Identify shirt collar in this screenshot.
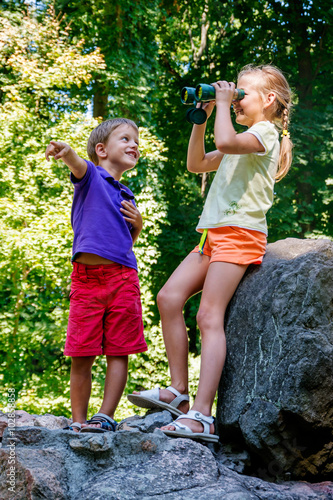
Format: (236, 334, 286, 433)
(97, 166, 134, 199)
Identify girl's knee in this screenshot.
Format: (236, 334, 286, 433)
(157, 287, 181, 314)
(196, 307, 224, 333)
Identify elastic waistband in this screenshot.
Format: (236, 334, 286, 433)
(72, 261, 124, 274)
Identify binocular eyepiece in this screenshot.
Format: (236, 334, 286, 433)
(180, 84, 244, 125)
(181, 84, 245, 104)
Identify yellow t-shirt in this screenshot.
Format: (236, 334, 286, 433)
(196, 121, 279, 236)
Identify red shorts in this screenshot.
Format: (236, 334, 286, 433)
(64, 262, 147, 357)
(192, 226, 267, 265)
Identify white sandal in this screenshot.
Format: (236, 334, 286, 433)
(161, 410, 219, 443)
(127, 386, 189, 418)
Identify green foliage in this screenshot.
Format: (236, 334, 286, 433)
(50, 0, 160, 122)
(0, 8, 168, 416)
(0, 1, 332, 420)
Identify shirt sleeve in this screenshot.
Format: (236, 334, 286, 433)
(245, 122, 278, 157)
(70, 159, 93, 187)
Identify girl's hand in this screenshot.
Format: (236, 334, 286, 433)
(212, 81, 236, 107)
(120, 200, 143, 232)
(197, 100, 216, 120)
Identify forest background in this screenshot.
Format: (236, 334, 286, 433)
(0, 0, 332, 420)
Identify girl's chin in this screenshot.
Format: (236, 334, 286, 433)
(236, 116, 251, 127)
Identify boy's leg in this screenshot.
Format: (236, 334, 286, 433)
(161, 261, 247, 434)
(70, 356, 96, 427)
(100, 355, 128, 418)
(155, 252, 211, 411)
(82, 355, 128, 429)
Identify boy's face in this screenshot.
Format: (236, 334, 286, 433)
(100, 124, 140, 171)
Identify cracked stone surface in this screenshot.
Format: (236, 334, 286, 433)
(0, 410, 332, 499)
(217, 238, 333, 481)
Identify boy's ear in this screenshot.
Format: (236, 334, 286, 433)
(95, 143, 107, 159)
(264, 92, 276, 109)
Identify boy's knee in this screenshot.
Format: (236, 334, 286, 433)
(71, 356, 95, 374)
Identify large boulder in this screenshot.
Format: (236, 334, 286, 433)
(0, 411, 332, 499)
(217, 238, 333, 481)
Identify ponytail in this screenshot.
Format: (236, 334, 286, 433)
(276, 107, 293, 182)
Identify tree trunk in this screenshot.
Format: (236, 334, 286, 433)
(288, 0, 319, 235)
(93, 80, 108, 119)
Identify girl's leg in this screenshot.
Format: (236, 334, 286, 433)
(82, 355, 128, 428)
(70, 355, 96, 427)
(162, 261, 247, 434)
(155, 252, 210, 412)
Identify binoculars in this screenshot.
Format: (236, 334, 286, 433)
(181, 84, 245, 124)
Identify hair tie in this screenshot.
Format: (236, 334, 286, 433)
(282, 129, 290, 139)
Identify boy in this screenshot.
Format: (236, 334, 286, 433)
(45, 118, 147, 432)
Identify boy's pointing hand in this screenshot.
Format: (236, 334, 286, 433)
(45, 140, 71, 161)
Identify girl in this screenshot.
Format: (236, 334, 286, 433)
(128, 64, 293, 442)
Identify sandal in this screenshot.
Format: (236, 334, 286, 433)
(161, 410, 219, 443)
(80, 413, 118, 433)
(63, 422, 83, 432)
(127, 386, 189, 418)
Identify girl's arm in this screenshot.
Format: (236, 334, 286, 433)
(187, 101, 223, 174)
(213, 81, 264, 155)
(45, 141, 87, 179)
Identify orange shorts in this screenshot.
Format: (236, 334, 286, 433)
(192, 226, 267, 265)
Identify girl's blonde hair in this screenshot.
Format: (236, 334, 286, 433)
(238, 64, 293, 181)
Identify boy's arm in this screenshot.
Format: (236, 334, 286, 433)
(45, 140, 87, 179)
(187, 101, 223, 174)
(120, 200, 143, 244)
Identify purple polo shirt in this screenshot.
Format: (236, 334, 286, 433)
(70, 160, 138, 270)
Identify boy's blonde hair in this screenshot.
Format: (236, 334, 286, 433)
(238, 64, 293, 181)
(87, 118, 138, 165)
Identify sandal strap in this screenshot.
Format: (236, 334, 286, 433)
(138, 387, 160, 399)
(65, 421, 82, 431)
(136, 386, 189, 409)
(174, 410, 214, 434)
(166, 386, 190, 408)
(86, 413, 117, 430)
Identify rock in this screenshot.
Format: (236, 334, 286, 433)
(0, 412, 332, 499)
(217, 238, 333, 481)
(0, 411, 71, 438)
(117, 409, 173, 433)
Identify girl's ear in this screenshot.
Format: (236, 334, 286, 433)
(95, 143, 107, 159)
(263, 92, 276, 109)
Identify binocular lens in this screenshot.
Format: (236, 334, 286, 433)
(181, 87, 196, 104)
(195, 84, 215, 102)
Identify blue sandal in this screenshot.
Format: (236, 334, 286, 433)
(80, 413, 117, 433)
